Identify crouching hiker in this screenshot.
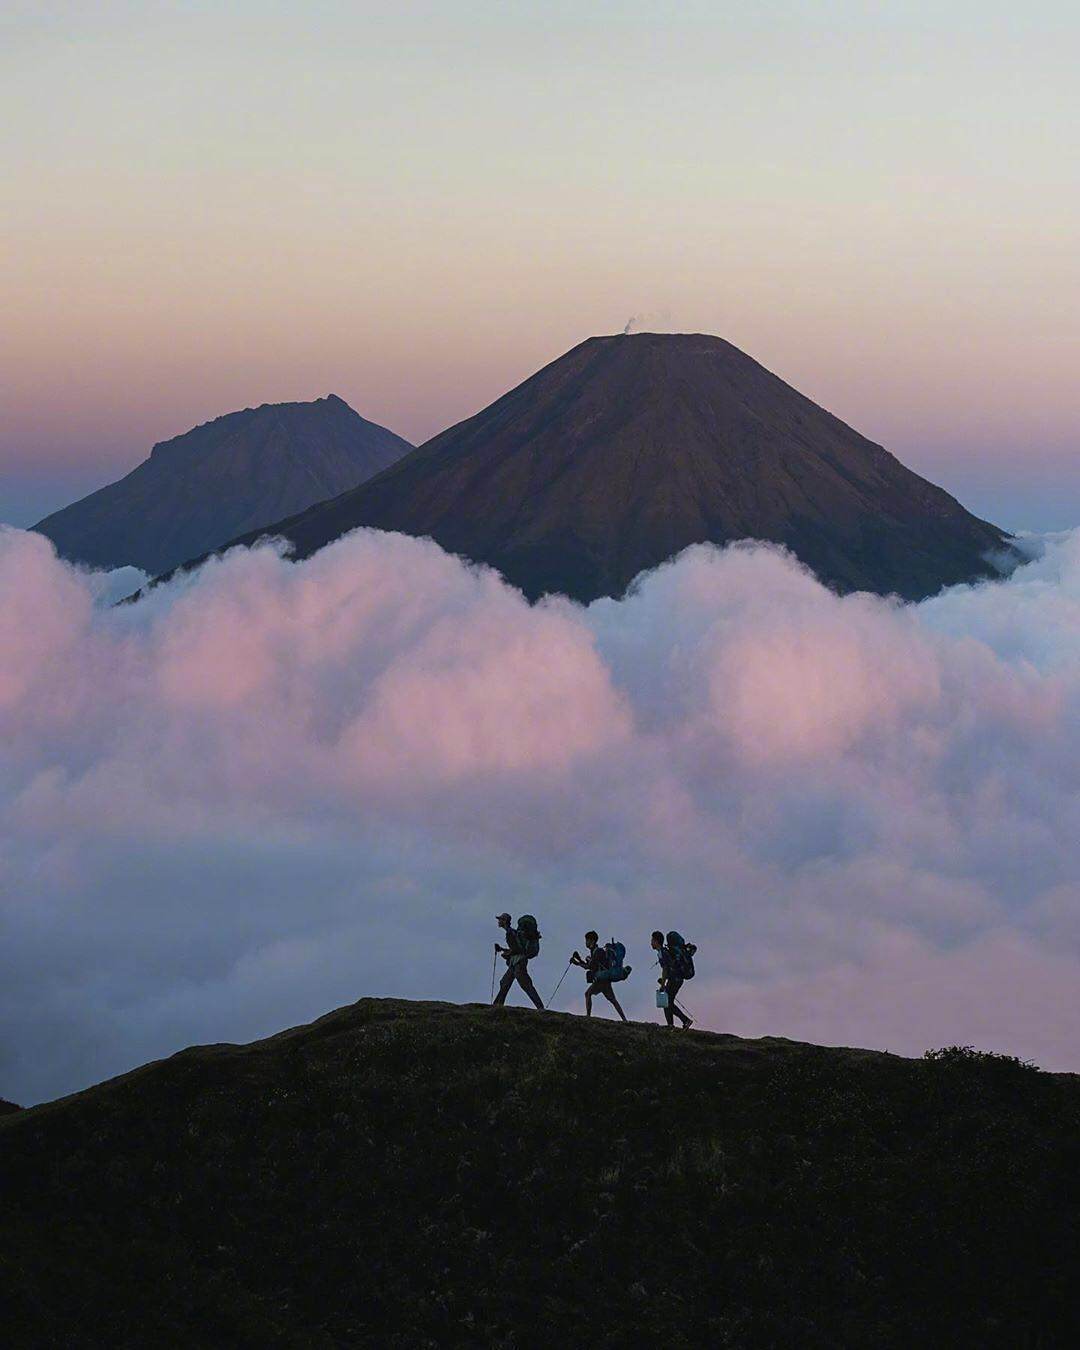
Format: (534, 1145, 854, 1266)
(493, 913, 545, 1010)
(651, 930, 696, 1029)
(569, 931, 631, 1022)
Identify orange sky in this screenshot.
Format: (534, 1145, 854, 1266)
(3, 2, 1078, 528)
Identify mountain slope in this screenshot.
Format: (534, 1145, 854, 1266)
(2, 999, 1077, 1347)
(34, 395, 412, 575)
(216, 334, 1009, 602)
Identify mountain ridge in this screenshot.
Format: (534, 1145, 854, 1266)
(34, 395, 413, 575)
(145, 394, 346, 461)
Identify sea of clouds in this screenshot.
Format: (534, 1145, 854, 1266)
(2, 523, 1079, 1104)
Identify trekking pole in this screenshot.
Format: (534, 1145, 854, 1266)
(549, 959, 573, 1005)
(674, 996, 693, 1019)
(490, 948, 498, 1001)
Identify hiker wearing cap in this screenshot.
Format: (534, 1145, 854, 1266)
(651, 930, 694, 1029)
(570, 931, 629, 1022)
(493, 913, 545, 1010)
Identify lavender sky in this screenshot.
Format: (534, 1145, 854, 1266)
(3, 2, 1078, 531)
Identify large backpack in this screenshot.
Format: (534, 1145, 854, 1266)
(666, 931, 697, 980)
(602, 940, 631, 982)
(517, 914, 541, 959)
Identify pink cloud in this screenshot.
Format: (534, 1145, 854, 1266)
(1, 523, 1079, 1102)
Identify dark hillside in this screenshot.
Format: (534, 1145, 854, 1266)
(2, 1000, 1077, 1347)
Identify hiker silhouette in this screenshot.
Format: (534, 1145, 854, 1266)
(652, 930, 695, 1028)
(492, 913, 544, 1010)
(569, 931, 629, 1022)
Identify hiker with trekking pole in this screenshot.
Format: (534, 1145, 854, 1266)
(652, 930, 695, 1029)
(569, 930, 631, 1021)
(492, 913, 545, 1010)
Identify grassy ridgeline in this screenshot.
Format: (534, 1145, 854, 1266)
(2, 999, 1078, 1347)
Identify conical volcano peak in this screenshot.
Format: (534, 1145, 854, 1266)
(535, 329, 758, 367)
(567, 330, 832, 401)
(582, 330, 772, 360)
(200, 335, 1010, 603)
(442, 331, 857, 465)
(594, 329, 744, 347)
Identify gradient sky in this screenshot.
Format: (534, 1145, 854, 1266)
(3, 1, 1078, 529)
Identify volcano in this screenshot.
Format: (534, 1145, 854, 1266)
(34, 395, 412, 575)
(205, 335, 1009, 602)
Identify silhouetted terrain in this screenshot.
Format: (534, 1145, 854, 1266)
(34, 396, 412, 574)
(2, 999, 1077, 1347)
(214, 334, 1010, 602)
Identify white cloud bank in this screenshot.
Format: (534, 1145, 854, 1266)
(1, 524, 1079, 1103)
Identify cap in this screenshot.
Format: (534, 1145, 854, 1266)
(495, 912, 512, 923)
